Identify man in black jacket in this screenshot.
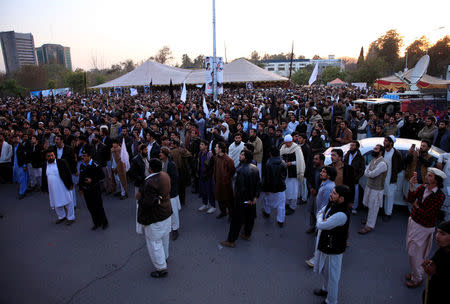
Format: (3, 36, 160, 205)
(343, 140, 365, 214)
(12, 135, 28, 199)
(41, 150, 75, 225)
(221, 150, 261, 248)
(129, 144, 149, 234)
(313, 185, 351, 304)
(79, 147, 108, 230)
(91, 134, 110, 193)
(261, 146, 287, 227)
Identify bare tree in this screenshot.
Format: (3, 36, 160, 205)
(154, 46, 173, 64)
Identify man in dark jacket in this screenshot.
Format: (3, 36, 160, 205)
(330, 148, 355, 206)
(12, 135, 28, 199)
(136, 158, 172, 278)
(129, 144, 149, 234)
(261, 146, 287, 227)
(91, 134, 110, 193)
(79, 147, 108, 230)
(221, 150, 260, 248)
(344, 140, 365, 214)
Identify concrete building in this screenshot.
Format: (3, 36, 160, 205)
(262, 55, 345, 78)
(36, 44, 72, 71)
(0, 31, 37, 74)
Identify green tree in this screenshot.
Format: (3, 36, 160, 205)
(427, 35, 450, 78)
(154, 46, 173, 64)
(291, 65, 314, 85)
(405, 36, 430, 69)
(367, 29, 403, 74)
(312, 55, 322, 60)
(320, 66, 347, 84)
(357, 46, 364, 68)
(44, 64, 69, 88)
(180, 54, 194, 68)
(120, 59, 135, 72)
(349, 56, 387, 83)
(192, 55, 205, 68)
(14, 65, 47, 91)
(47, 79, 57, 89)
(250, 51, 260, 64)
(65, 71, 86, 92)
(0, 78, 27, 97)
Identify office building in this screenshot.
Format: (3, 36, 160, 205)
(262, 55, 345, 77)
(0, 31, 37, 74)
(36, 43, 72, 71)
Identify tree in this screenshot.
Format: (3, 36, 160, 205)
(262, 53, 288, 61)
(192, 55, 205, 68)
(0, 78, 27, 97)
(349, 56, 387, 84)
(47, 80, 57, 89)
(427, 35, 450, 78)
(297, 55, 306, 59)
(405, 36, 430, 69)
(44, 64, 68, 88)
(320, 66, 347, 84)
(14, 65, 47, 91)
(367, 29, 403, 74)
(180, 54, 194, 68)
(249, 51, 260, 64)
(291, 65, 314, 85)
(154, 46, 173, 64)
(312, 55, 322, 60)
(120, 59, 135, 72)
(65, 71, 86, 93)
(357, 46, 364, 68)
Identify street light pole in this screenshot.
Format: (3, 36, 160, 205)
(212, 0, 217, 102)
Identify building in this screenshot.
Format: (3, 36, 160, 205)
(0, 31, 37, 74)
(36, 44, 72, 71)
(262, 55, 345, 78)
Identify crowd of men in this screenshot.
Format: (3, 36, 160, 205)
(0, 85, 449, 303)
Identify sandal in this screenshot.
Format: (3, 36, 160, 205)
(358, 226, 373, 235)
(151, 270, 168, 278)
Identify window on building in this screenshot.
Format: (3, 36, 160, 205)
(278, 65, 285, 71)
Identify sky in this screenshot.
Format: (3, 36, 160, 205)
(0, 0, 448, 72)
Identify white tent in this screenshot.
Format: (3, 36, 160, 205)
(91, 59, 287, 88)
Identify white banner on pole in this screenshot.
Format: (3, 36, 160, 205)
(205, 56, 223, 95)
(309, 62, 319, 85)
(202, 96, 209, 118)
(130, 88, 138, 96)
(180, 82, 187, 102)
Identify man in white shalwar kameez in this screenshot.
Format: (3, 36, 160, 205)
(313, 185, 351, 304)
(359, 144, 388, 234)
(280, 134, 305, 215)
(228, 133, 245, 168)
(41, 150, 75, 225)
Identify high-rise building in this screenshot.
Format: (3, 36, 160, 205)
(0, 31, 37, 74)
(36, 44, 72, 71)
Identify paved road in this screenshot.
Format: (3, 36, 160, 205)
(1, 183, 426, 304)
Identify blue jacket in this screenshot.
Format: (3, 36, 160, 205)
(433, 129, 450, 152)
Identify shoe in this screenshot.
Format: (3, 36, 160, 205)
(216, 213, 227, 219)
(405, 279, 422, 288)
(382, 214, 391, 222)
(285, 206, 295, 216)
(55, 218, 66, 224)
(351, 209, 357, 214)
(198, 205, 208, 211)
(277, 221, 284, 228)
(171, 230, 179, 241)
(102, 223, 109, 230)
(113, 192, 121, 197)
(405, 273, 412, 281)
(206, 207, 216, 214)
(313, 289, 328, 297)
(91, 225, 99, 230)
(262, 209, 270, 218)
(65, 219, 75, 226)
(120, 194, 128, 200)
(358, 226, 373, 235)
(306, 227, 315, 234)
(361, 218, 367, 225)
(239, 233, 250, 241)
(305, 258, 315, 268)
(18, 194, 26, 200)
(151, 270, 168, 278)
(220, 240, 235, 248)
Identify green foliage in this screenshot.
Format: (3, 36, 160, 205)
(320, 67, 347, 84)
(405, 36, 429, 69)
(180, 54, 194, 68)
(65, 71, 86, 92)
(357, 47, 364, 68)
(0, 78, 27, 97)
(367, 29, 403, 74)
(291, 65, 314, 85)
(349, 56, 387, 83)
(47, 80, 57, 89)
(427, 35, 450, 78)
(154, 46, 173, 64)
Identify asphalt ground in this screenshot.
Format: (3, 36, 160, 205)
(0, 184, 426, 304)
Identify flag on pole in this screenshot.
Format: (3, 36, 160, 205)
(202, 96, 209, 118)
(100, 88, 103, 94)
(309, 62, 319, 85)
(180, 82, 187, 102)
(130, 88, 138, 96)
(121, 138, 130, 172)
(169, 79, 174, 101)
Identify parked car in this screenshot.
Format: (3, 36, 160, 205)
(324, 137, 446, 210)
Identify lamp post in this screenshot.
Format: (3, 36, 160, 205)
(212, 0, 217, 102)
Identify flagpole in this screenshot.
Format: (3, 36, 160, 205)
(212, 0, 217, 102)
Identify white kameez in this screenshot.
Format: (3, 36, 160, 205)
(46, 162, 73, 208)
(170, 195, 181, 230)
(285, 178, 299, 200)
(262, 191, 286, 223)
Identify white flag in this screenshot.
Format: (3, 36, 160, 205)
(130, 88, 138, 96)
(309, 62, 319, 85)
(121, 138, 130, 172)
(100, 88, 103, 94)
(202, 96, 209, 118)
(180, 82, 187, 102)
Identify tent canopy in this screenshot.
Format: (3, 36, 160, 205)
(92, 59, 287, 88)
(374, 69, 450, 90)
(329, 78, 346, 85)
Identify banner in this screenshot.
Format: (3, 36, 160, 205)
(180, 82, 187, 102)
(309, 63, 319, 85)
(246, 82, 254, 91)
(130, 88, 138, 96)
(205, 56, 223, 95)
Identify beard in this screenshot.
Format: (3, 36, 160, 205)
(48, 158, 55, 163)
